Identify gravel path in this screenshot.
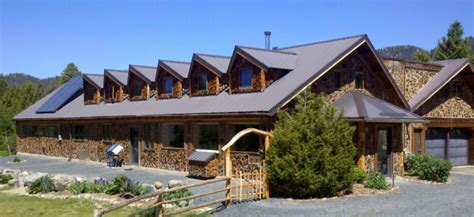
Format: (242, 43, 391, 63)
(216, 171, 474, 217)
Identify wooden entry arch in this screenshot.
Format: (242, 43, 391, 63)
(221, 128, 273, 203)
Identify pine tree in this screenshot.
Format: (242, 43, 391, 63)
(267, 90, 357, 198)
(412, 50, 431, 62)
(433, 20, 471, 60)
(56, 63, 82, 87)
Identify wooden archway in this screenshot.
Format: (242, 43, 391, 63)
(221, 128, 273, 201)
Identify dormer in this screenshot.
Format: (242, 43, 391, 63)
(83, 74, 103, 105)
(128, 65, 157, 101)
(188, 54, 231, 97)
(156, 60, 190, 99)
(227, 46, 297, 94)
(104, 69, 128, 103)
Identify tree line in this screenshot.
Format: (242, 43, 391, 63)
(0, 63, 81, 154)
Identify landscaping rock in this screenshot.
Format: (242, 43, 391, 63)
(19, 171, 29, 176)
(154, 181, 163, 189)
(168, 180, 184, 188)
(21, 172, 48, 186)
(74, 176, 87, 182)
(52, 175, 76, 186)
(3, 169, 20, 176)
(7, 179, 18, 186)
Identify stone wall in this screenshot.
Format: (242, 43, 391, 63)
(383, 58, 441, 101)
(416, 76, 473, 118)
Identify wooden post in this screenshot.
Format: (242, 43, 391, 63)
(225, 176, 231, 208)
(263, 135, 270, 199)
(225, 148, 232, 208)
(155, 194, 163, 217)
(239, 170, 242, 202)
(93, 204, 102, 217)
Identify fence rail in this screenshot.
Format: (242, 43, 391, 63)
(94, 176, 231, 217)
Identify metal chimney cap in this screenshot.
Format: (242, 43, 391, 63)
(264, 31, 271, 36)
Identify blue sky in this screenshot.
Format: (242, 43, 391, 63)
(1, 0, 472, 79)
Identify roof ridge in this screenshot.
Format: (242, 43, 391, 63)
(382, 56, 444, 67)
(351, 90, 423, 118)
(236, 45, 297, 55)
(195, 53, 231, 59)
(105, 69, 128, 73)
(130, 64, 157, 69)
(279, 34, 367, 50)
(160, 59, 191, 65)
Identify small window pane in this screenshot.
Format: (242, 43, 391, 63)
(133, 79, 142, 96)
(194, 124, 218, 150)
(334, 70, 341, 89)
(74, 126, 85, 140)
(355, 72, 364, 89)
(144, 124, 153, 149)
(103, 125, 112, 142)
(240, 68, 252, 88)
(164, 78, 173, 94)
(231, 124, 260, 152)
(198, 74, 208, 91)
(162, 124, 184, 148)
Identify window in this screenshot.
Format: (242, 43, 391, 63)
(454, 83, 462, 97)
(103, 124, 112, 142)
(107, 85, 115, 99)
(230, 124, 260, 152)
(163, 78, 173, 94)
(85, 86, 95, 101)
(144, 124, 154, 149)
(73, 125, 85, 140)
(197, 73, 208, 91)
(193, 124, 218, 150)
(133, 79, 143, 97)
(355, 72, 364, 89)
(333, 70, 341, 89)
(239, 67, 253, 88)
(162, 124, 184, 148)
(38, 125, 59, 137)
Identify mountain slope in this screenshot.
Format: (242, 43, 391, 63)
(377, 45, 428, 61)
(3, 73, 58, 92)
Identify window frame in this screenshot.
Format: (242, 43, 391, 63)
(163, 77, 173, 94)
(194, 123, 219, 151)
(161, 123, 185, 148)
(132, 78, 143, 97)
(239, 67, 253, 88)
(355, 71, 364, 89)
(144, 124, 154, 150)
(102, 124, 112, 143)
(73, 125, 85, 141)
(197, 73, 208, 91)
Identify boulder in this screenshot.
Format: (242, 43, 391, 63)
(7, 179, 18, 186)
(52, 175, 76, 186)
(19, 171, 29, 176)
(154, 181, 163, 190)
(3, 169, 20, 176)
(168, 180, 185, 188)
(74, 176, 87, 182)
(21, 172, 48, 186)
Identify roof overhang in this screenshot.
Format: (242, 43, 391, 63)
(83, 74, 102, 89)
(129, 65, 153, 84)
(104, 69, 127, 86)
(191, 54, 224, 77)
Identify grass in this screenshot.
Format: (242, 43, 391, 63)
(0, 192, 136, 217)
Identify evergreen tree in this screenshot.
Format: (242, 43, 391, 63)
(267, 91, 357, 198)
(433, 20, 471, 60)
(412, 50, 431, 62)
(0, 75, 7, 96)
(56, 63, 82, 87)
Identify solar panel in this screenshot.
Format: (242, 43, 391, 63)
(36, 76, 83, 113)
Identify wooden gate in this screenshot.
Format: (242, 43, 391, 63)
(232, 167, 266, 201)
(221, 128, 272, 205)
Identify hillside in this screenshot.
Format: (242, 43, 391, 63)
(3, 73, 58, 93)
(377, 45, 428, 61)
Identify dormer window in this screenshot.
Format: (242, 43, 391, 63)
(198, 73, 208, 91)
(355, 71, 364, 89)
(163, 78, 173, 94)
(240, 67, 253, 88)
(132, 79, 143, 97)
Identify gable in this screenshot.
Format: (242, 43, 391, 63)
(416, 66, 474, 118)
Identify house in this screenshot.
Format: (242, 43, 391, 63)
(15, 34, 468, 177)
(384, 57, 474, 166)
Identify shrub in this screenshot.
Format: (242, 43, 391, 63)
(13, 156, 21, 163)
(106, 175, 130, 195)
(267, 91, 357, 198)
(405, 154, 452, 183)
(68, 181, 86, 195)
(364, 170, 389, 190)
(353, 167, 366, 184)
(29, 175, 55, 194)
(163, 189, 192, 207)
(0, 175, 13, 184)
(418, 155, 452, 183)
(0, 150, 8, 157)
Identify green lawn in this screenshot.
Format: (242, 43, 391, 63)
(0, 192, 136, 217)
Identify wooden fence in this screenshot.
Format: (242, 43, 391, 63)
(94, 176, 231, 217)
(232, 168, 266, 201)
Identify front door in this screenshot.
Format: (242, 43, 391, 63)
(377, 127, 392, 175)
(130, 128, 139, 165)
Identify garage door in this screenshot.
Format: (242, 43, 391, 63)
(426, 128, 468, 166)
(448, 129, 468, 166)
(426, 128, 447, 160)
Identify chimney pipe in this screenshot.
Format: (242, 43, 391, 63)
(264, 31, 271, 50)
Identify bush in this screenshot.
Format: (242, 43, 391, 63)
(364, 170, 389, 190)
(405, 154, 452, 183)
(163, 189, 193, 207)
(0, 150, 8, 157)
(29, 175, 55, 194)
(0, 175, 13, 184)
(267, 91, 357, 198)
(106, 175, 130, 195)
(13, 156, 21, 163)
(353, 168, 366, 184)
(68, 181, 86, 195)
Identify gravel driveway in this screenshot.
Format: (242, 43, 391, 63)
(216, 169, 474, 217)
